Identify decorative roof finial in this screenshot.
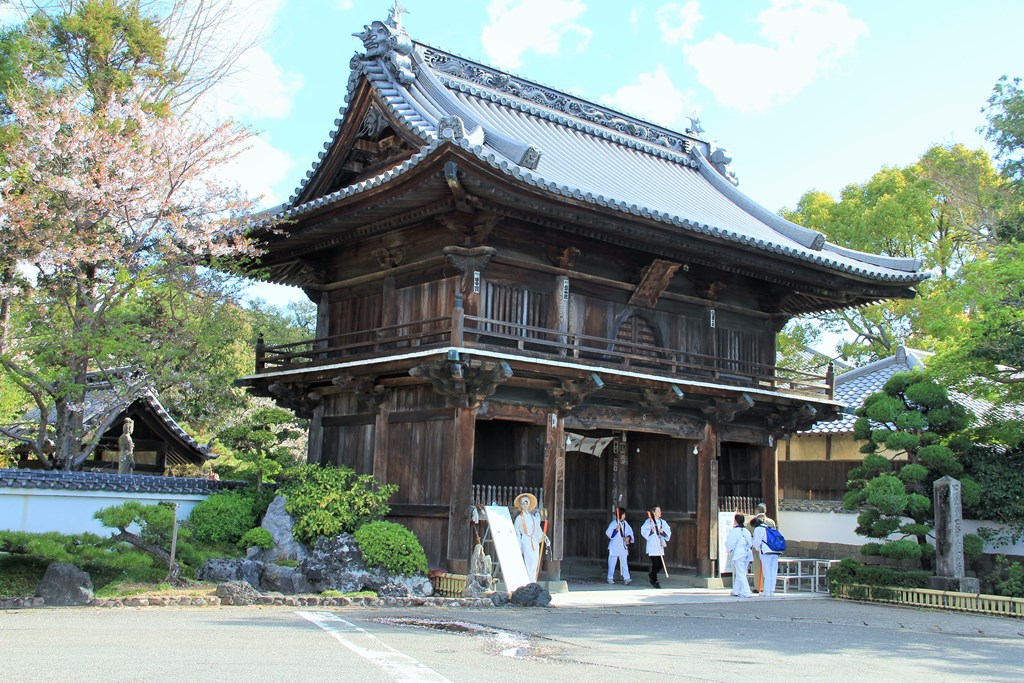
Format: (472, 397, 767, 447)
(387, 0, 410, 31)
(687, 111, 704, 136)
(352, 2, 416, 85)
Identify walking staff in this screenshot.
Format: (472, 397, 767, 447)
(641, 505, 672, 588)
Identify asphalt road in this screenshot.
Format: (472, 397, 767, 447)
(2, 593, 1023, 682)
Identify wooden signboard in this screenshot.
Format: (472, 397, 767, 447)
(718, 511, 735, 575)
(484, 505, 530, 591)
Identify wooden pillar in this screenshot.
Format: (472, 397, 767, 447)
(446, 406, 476, 572)
(542, 412, 565, 579)
(371, 400, 390, 483)
(695, 422, 719, 577)
(761, 443, 778, 522)
(307, 403, 324, 465)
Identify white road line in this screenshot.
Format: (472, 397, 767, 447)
(296, 611, 453, 683)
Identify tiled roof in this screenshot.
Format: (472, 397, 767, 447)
(0, 469, 240, 495)
(800, 346, 1015, 435)
(280, 13, 926, 287)
(3, 383, 211, 462)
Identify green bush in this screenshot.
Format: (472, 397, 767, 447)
(986, 556, 1024, 597)
(963, 533, 984, 558)
(280, 465, 397, 545)
(879, 539, 923, 561)
(354, 521, 428, 576)
(187, 491, 256, 545)
(827, 557, 930, 595)
(238, 527, 274, 550)
(0, 554, 48, 597)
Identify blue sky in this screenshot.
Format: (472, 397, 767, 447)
(5, 1, 1021, 309)
(224, 0, 1023, 307)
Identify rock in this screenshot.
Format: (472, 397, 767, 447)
(261, 564, 297, 594)
(35, 562, 93, 606)
(196, 558, 264, 589)
(491, 591, 511, 607)
(215, 581, 262, 606)
(293, 533, 434, 596)
(295, 534, 370, 593)
(253, 496, 309, 563)
(510, 582, 551, 607)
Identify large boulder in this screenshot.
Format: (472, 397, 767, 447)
(196, 558, 264, 588)
(215, 580, 262, 606)
(35, 562, 93, 606)
(260, 563, 297, 594)
(294, 533, 433, 597)
(250, 496, 309, 563)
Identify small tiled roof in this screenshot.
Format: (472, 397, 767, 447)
(0, 469, 240, 495)
(800, 346, 1013, 435)
(278, 11, 926, 287)
(3, 380, 211, 462)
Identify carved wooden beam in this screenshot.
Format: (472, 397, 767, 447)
(332, 374, 390, 407)
(442, 245, 498, 274)
(410, 356, 513, 409)
(567, 405, 704, 440)
(372, 247, 405, 269)
(638, 384, 685, 417)
(702, 393, 754, 425)
(629, 259, 681, 308)
(547, 245, 581, 269)
(766, 402, 821, 439)
(548, 373, 605, 415)
(266, 382, 322, 419)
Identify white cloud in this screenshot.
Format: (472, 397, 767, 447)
(657, 2, 703, 45)
(684, 0, 868, 114)
(228, 135, 296, 208)
(481, 0, 592, 70)
(600, 65, 693, 130)
(334, 0, 354, 10)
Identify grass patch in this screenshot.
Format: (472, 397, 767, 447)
(0, 554, 47, 597)
(94, 581, 219, 598)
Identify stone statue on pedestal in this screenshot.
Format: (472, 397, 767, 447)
(118, 418, 135, 475)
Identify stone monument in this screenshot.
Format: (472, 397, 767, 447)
(929, 476, 980, 593)
(117, 417, 135, 475)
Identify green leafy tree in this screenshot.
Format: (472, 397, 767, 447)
(781, 144, 1003, 365)
(843, 371, 979, 570)
(94, 500, 189, 585)
(215, 403, 305, 487)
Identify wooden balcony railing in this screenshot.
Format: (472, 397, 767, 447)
(254, 304, 834, 399)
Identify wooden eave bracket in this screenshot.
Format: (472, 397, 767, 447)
(332, 374, 390, 407)
(638, 384, 685, 417)
(548, 373, 605, 415)
(629, 259, 681, 308)
(267, 381, 322, 419)
(766, 402, 820, 439)
(409, 355, 513, 409)
(702, 393, 754, 425)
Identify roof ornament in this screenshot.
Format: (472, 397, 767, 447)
(709, 146, 739, 186)
(687, 112, 704, 136)
(353, 1, 416, 85)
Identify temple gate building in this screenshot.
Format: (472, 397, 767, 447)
(239, 8, 925, 577)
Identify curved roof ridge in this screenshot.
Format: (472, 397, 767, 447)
(417, 42, 705, 158)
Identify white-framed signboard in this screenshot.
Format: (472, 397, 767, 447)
(484, 505, 531, 592)
(718, 511, 735, 575)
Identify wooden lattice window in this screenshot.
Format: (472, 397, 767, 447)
(483, 283, 550, 339)
(717, 327, 761, 374)
(614, 314, 660, 360)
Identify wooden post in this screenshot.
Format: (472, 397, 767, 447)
(761, 443, 778, 522)
(255, 333, 265, 372)
(695, 423, 718, 577)
(372, 399, 390, 483)
(447, 406, 476, 572)
(451, 292, 465, 346)
(542, 412, 565, 578)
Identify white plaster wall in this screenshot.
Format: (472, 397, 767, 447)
(0, 489, 204, 536)
(779, 509, 1024, 555)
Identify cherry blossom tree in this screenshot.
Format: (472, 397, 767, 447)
(0, 82, 258, 469)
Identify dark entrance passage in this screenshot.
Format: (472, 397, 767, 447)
(563, 431, 698, 568)
(472, 420, 544, 493)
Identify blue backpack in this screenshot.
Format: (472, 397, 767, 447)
(764, 526, 786, 553)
